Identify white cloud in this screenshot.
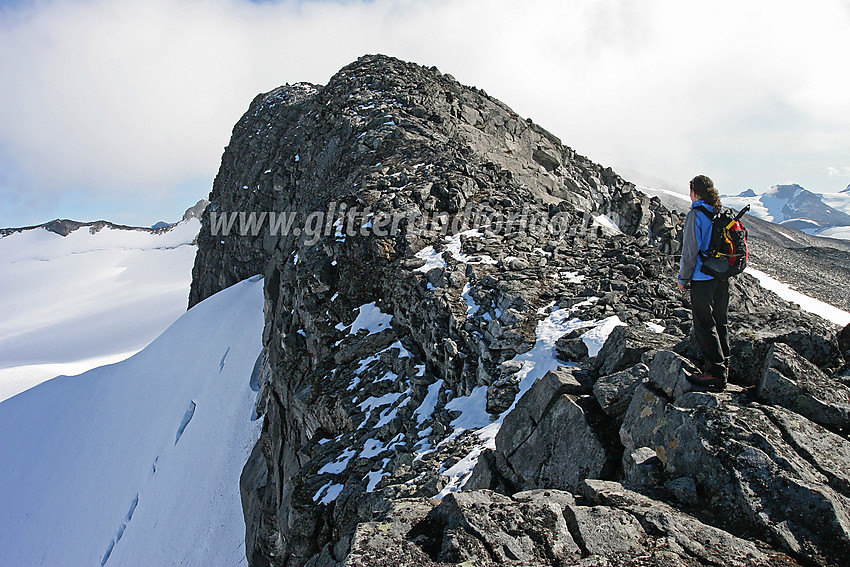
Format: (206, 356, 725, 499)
(827, 166, 850, 177)
(1, 0, 849, 222)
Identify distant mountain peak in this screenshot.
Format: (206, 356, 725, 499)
(722, 182, 850, 237)
(0, 218, 155, 238)
(2, 198, 209, 238)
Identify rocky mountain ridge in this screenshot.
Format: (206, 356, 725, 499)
(0, 218, 161, 238)
(0, 198, 208, 238)
(189, 55, 850, 567)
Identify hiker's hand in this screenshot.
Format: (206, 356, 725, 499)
(677, 281, 686, 291)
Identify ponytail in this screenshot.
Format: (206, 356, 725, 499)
(690, 175, 722, 208)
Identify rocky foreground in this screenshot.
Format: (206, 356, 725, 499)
(189, 55, 850, 567)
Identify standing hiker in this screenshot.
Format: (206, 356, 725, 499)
(677, 175, 729, 390)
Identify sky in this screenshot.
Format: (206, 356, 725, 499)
(1, 0, 849, 227)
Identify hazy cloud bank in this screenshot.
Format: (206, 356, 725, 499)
(1, 0, 849, 225)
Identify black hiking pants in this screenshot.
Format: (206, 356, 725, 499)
(690, 278, 730, 379)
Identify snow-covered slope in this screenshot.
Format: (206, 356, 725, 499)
(723, 184, 850, 239)
(0, 276, 264, 567)
(0, 218, 200, 401)
(820, 186, 850, 239)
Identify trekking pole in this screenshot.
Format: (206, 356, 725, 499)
(725, 204, 751, 229)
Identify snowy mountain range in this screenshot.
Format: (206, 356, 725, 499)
(724, 183, 850, 240)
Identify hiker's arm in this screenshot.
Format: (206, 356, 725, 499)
(678, 210, 698, 284)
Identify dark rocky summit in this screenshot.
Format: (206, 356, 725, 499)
(189, 55, 849, 567)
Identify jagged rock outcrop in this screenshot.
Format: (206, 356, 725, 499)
(466, 369, 618, 495)
(188, 54, 849, 567)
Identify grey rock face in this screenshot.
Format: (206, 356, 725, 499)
(188, 54, 850, 567)
(619, 375, 850, 566)
(759, 341, 850, 430)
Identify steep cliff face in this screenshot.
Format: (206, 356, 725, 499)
(190, 55, 850, 567)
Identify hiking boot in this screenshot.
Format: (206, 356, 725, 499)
(686, 372, 726, 391)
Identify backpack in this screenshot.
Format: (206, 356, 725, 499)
(695, 204, 750, 279)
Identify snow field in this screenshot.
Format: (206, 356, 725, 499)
(0, 276, 265, 567)
(0, 219, 200, 401)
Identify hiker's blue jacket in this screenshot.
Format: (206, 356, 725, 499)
(678, 200, 714, 283)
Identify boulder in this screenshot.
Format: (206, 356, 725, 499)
(594, 325, 678, 377)
(543, 365, 591, 395)
(593, 363, 649, 417)
(472, 370, 616, 493)
(412, 489, 581, 565)
(647, 350, 699, 400)
(555, 334, 589, 363)
(342, 499, 438, 567)
(758, 342, 850, 430)
(619, 384, 850, 566)
(497, 393, 612, 492)
(581, 480, 798, 567)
